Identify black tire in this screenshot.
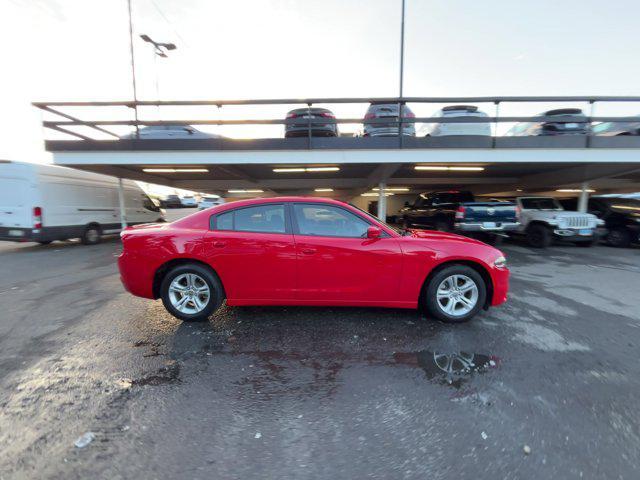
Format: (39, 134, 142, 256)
(423, 265, 487, 323)
(37, 240, 52, 245)
(526, 224, 551, 248)
(160, 263, 224, 322)
(606, 227, 631, 248)
(81, 224, 102, 245)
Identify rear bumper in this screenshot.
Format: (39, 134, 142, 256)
(117, 252, 155, 299)
(285, 126, 337, 137)
(0, 227, 56, 242)
(455, 222, 520, 232)
(364, 126, 416, 137)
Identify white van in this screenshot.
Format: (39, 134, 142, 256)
(0, 161, 165, 245)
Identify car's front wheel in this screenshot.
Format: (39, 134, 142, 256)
(424, 265, 487, 323)
(160, 264, 224, 322)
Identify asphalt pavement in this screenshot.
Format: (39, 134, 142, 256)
(1, 213, 639, 479)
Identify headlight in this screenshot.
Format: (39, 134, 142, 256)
(493, 256, 507, 269)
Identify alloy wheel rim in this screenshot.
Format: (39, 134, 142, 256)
(436, 274, 479, 317)
(169, 273, 210, 314)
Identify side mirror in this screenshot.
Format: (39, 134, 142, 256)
(367, 226, 382, 239)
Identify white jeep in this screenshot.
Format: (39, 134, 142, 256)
(511, 196, 605, 248)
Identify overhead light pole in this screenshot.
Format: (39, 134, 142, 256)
(140, 34, 177, 102)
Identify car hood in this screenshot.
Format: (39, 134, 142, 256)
(404, 229, 487, 246)
(526, 210, 596, 220)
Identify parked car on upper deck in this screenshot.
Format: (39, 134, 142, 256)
(120, 125, 222, 140)
(284, 108, 338, 138)
(119, 197, 509, 324)
(506, 108, 589, 136)
(401, 190, 519, 243)
(363, 103, 416, 137)
(591, 119, 640, 136)
(509, 196, 605, 247)
(559, 196, 640, 247)
(422, 105, 491, 137)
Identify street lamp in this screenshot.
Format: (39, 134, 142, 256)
(139, 34, 177, 102)
(140, 34, 177, 57)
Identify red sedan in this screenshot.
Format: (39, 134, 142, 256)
(118, 197, 509, 323)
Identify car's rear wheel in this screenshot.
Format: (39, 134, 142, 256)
(81, 224, 102, 245)
(424, 265, 486, 323)
(526, 224, 551, 248)
(160, 264, 223, 322)
(606, 227, 631, 248)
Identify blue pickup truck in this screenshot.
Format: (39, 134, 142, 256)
(400, 190, 519, 242)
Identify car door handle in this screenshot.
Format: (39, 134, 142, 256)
(301, 248, 316, 255)
(212, 241, 226, 248)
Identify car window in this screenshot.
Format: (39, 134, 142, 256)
(215, 205, 286, 233)
(520, 198, 562, 210)
(293, 204, 370, 238)
(216, 211, 233, 230)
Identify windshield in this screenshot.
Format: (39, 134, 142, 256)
(520, 197, 562, 210)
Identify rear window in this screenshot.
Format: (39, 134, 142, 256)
(213, 204, 285, 233)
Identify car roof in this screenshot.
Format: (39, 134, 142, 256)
(170, 196, 380, 230)
(217, 196, 348, 209)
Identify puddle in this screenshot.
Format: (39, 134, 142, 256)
(393, 350, 498, 388)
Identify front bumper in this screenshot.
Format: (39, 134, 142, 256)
(551, 227, 607, 241)
(455, 222, 520, 233)
(490, 266, 510, 306)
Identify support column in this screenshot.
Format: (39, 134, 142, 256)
(578, 182, 589, 213)
(118, 177, 127, 229)
(377, 182, 387, 221)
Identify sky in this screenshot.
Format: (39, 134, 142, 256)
(2, 0, 640, 164)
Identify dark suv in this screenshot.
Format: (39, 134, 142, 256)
(560, 197, 640, 247)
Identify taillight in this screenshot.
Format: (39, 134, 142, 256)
(455, 206, 466, 220)
(364, 113, 376, 120)
(515, 205, 521, 220)
(33, 206, 43, 229)
(286, 112, 298, 119)
(403, 111, 416, 118)
(319, 112, 335, 118)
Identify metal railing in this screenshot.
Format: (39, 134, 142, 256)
(33, 96, 640, 147)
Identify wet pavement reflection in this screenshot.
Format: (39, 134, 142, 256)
(393, 351, 499, 388)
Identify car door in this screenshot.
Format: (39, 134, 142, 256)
(202, 203, 297, 302)
(291, 202, 403, 303)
